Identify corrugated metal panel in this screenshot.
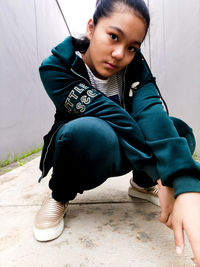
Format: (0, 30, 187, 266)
(0, 0, 69, 161)
(149, 0, 200, 153)
(58, 0, 96, 36)
(0, 0, 199, 161)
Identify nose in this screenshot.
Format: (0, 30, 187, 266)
(112, 46, 125, 60)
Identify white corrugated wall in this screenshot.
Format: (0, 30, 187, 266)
(0, 0, 69, 161)
(0, 0, 199, 162)
(147, 0, 200, 153)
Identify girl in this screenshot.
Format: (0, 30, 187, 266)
(34, 0, 200, 264)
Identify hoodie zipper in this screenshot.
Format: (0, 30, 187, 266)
(40, 68, 91, 181)
(39, 123, 66, 182)
(121, 67, 127, 109)
(71, 68, 91, 85)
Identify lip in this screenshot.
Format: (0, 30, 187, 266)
(104, 62, 117, 70)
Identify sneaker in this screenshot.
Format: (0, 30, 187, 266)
(128, 178, 160, 207)
(33, 192, 68, 241)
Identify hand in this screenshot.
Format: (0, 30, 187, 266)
(172, 193, 200, 266)
(157, 179, 175, 229)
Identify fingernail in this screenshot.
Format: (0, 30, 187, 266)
(176, 246, 183, 255)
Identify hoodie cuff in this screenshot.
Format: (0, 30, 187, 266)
(173, 176, 200, 198)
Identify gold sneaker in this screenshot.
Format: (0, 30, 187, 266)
(33, 192, 68, 241)
(128, 178, 160, 207)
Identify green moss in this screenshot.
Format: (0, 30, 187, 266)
(0, 145, 43, 168)
(193, 153, 200, 163)
(0, 155, 11, 168)
(17, 160, 27, 167)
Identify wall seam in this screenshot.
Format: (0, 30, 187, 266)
(55, 0, 72, 35)
(147, 0, 151, 68)
(162, 0, 166, 60)
(161, 0, 167, 90)
(34, 0, 39, 66)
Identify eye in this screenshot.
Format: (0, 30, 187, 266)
(128, 46, 137, 53)
(110, 33, 118, 41)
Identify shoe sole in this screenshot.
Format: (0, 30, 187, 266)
(128, 186, 160, 207)
(33, 218, 64, 242)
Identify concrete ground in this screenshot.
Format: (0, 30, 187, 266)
(0, 157, 195, 267)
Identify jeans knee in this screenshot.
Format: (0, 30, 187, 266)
(55, 117, 120, 157)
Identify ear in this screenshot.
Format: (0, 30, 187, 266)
(86, 19, 95, 40)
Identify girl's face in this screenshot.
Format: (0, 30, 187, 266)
(82, 9, 146, 79)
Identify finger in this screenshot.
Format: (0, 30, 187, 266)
(173, 220, 185, 255)
(195, 256, 200, 267)
(191, 244, 200, 267)
(185, 228, 200, 266)
(166, 213, 173, 230)
(195, 257, 200, 267)
(159, 211, 170, 224)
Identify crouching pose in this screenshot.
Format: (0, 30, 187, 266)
(34, 0, 200, 265)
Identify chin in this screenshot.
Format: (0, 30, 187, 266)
(97, 69, 116, 79)
(95, 72, 109, 80)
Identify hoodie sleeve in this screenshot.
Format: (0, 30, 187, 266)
(39, 55, 158, 174)
(130, 79, 200, 198)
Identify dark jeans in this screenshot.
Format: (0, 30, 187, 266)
(49, 116, 195, 202)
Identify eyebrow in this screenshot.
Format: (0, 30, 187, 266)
(108, 26, 142, 46)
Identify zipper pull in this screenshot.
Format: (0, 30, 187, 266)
(129, 81, 140, 97)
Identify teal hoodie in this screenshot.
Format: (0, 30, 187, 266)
(39, 36, 200, 198)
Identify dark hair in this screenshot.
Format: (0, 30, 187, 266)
(74, 0, 150, 53)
